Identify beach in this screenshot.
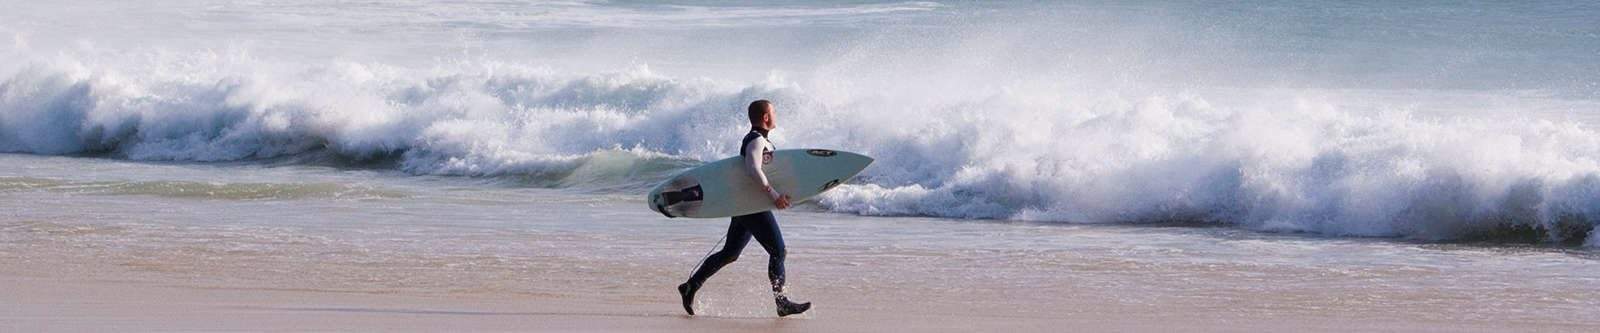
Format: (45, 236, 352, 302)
(9, 269, 1588, 333)
(4, 1, 1600, 331)
(2, 155, 1597, 332)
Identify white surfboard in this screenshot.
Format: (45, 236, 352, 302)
(648, 149, 872, 218)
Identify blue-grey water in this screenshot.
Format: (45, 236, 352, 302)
(1, 1, 1599, 327)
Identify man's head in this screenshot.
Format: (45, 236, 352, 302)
(747, 99, 775, 131)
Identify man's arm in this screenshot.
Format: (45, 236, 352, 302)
(742, 137, 786, 206)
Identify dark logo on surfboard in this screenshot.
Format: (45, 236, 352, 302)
(807, 149, 836, 157)
(821, 179, 841, 191)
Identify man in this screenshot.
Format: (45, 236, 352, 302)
(677, 100, 811, 317)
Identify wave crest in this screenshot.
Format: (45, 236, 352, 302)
(4, 49, 1600, 245)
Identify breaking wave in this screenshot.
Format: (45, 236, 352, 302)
(2, 40, 1598, 245)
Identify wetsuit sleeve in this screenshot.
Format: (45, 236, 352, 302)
(743, 137, 782, 201)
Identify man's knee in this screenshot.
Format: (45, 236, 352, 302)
(769, 247, 786, 261)
(718, 252, 741, 264)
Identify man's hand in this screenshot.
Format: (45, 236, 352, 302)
(774, 194, 792, 209)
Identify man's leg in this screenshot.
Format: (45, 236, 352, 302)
(744, 211, 786, 293)
(745, 211, 809, 317)
(679, 216, 754, 316)
(687, 218, 753, 289)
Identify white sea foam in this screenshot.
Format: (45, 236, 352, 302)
(2, 1, 1598, 244)
(3, 47, 1598, 243)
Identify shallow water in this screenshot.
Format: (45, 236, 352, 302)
(1, 153, 1597, 325)
(2, 1, 1600, 327)
(4, 1, 1600, 243)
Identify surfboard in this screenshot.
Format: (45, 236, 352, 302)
(648, 149, 872, 218)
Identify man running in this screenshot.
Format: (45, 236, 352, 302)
(677, 100, 811, 317)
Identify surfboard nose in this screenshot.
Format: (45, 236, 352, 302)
(832, 150, 874, 169)
(801, 149, 873, 171)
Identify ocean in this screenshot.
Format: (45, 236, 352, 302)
(2, 1, 1599, 329)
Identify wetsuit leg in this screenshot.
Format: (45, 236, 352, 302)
(743, 211, 787, 293)
(686, 217, 752, 288)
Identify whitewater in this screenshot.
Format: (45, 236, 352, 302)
(4, 1, 1600, 330)
(5, 1, 1597, 245)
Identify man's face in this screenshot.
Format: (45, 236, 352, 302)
(761, 105, 777, 130)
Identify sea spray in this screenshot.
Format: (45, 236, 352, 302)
(3, 50, 1598, 244)
(2, 1, 1598, 244)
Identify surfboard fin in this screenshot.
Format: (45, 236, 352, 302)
(656, 202, 675, 218)
(661, 185, 704, 205)
(656, 185, 704, 218)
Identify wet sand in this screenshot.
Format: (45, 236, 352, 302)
(1, 156, 1595, 332)
(4, 214, 1595, 332)
(0, 269, 1536, 333)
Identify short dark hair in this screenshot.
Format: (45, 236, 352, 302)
(747, 99, 771, 125)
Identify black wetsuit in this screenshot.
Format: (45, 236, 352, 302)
(685, 129, 787, 293)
